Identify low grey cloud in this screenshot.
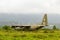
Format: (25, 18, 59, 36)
(0, 0, 60, 14)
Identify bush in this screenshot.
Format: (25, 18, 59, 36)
(2, 25, 11, 30)
(53, 25, 56, 30)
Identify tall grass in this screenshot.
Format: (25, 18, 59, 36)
(0, 25, 59, 40)
(0, 29, 59, 40)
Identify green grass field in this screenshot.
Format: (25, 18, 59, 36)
(0, 29, 60, 40)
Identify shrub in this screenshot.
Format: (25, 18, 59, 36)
(53, 25, 56, 30)
(2, 25, 11, 30)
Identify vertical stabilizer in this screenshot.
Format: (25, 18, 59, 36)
(41, 14, 48, 26)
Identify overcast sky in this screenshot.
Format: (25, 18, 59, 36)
(0, 0, 60, 14)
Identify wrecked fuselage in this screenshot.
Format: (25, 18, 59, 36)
(11, 25, 44, 31)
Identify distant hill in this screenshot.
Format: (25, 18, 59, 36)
(0, 13, 60, 27)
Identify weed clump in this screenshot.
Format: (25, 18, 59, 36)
(20, 34, 27, 38)
(33, 35, 47, 39)
(44, 30, 48, 33)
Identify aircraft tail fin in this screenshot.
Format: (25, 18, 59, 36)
(41, 14, 48, 26)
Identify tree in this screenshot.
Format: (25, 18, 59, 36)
(53, 25, 56, 30)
